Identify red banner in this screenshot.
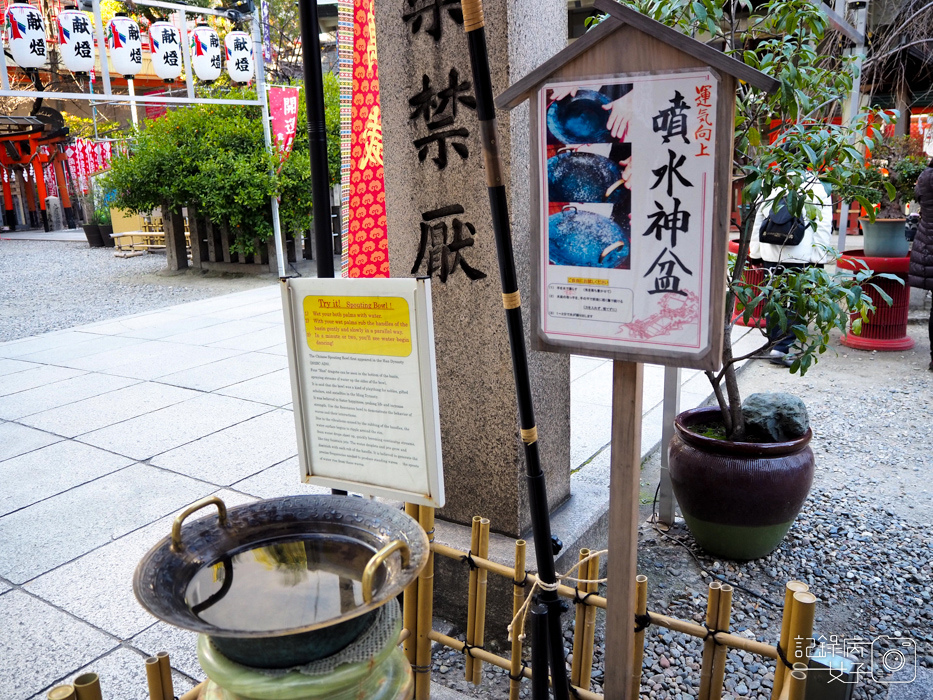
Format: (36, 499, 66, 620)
(269, 86, 300, 164)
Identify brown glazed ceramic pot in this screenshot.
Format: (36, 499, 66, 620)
(668, 406, 815, 560)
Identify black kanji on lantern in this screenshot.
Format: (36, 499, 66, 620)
(130, 47, 142, 63)
(235, 57, 249, 71)
(162, 28, 178, 44)
(164, 51, 179, 66)
(74, 40, 91, 58)
(652, 90, 691, 144)
(209, 34, 219, 48)
(411, 205, 486, 283)
(644, 198, 690, 247)
(29, 38, 45, 56)
(650, 149, 693, 197)
(128, 25, 139, 41)
(210, 55, 222, 69)
(403, 0, 463, 42)
(71, 15, 90, 34)
(644, 247, 693, 296)
(233, 37, 248, 51)
(26, 12, 42, 31)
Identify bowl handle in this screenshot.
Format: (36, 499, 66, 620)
(171, 496, 228, 552)
(362, 539, 411, 604)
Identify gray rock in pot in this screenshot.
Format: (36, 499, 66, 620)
(741, 392, 809, 442)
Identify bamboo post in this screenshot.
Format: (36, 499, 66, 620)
(771, 581, 809, 700)
(786, 663, 808, 700)
(465, 515, 482, 682)
(415, 507, 436, 700)
(578, 551, 601, 690)
(509, 539, 527, 700)
(145, 657, 163, 700)
(472, 517, 491, 685)
(72, 673, 102, 700)
(631, 574, 649, 699)
(570, 549, 591, 686)
(47, 686, 76, 700)
(698, 581, 722, 700)
(709, 584, 734, 700)
(156, 652, 174, 700)
(788, 592, 817, 670)
(403, 503, 421, 666)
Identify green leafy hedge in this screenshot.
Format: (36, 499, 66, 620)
(105, 78, 340, 254)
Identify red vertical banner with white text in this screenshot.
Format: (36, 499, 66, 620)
(269, 86, 300, 166)
(343, 0, 388, 278)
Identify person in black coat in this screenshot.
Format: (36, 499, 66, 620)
(910, 160, 933, 370)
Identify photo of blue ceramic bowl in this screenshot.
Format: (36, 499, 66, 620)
(548, 151, 623, 203)
(547, 89, 612, 144)
(548, 208, 630, 269)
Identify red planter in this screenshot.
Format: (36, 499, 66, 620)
(836, 250, 914, 351)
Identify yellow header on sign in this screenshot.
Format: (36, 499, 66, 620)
(303, 295, 412, 356)
(567, 277, 609, 286)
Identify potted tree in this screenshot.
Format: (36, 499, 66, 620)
(857, 134, 926, 257)
(96, 207, 115, 247)
(609, 0, 897, 558)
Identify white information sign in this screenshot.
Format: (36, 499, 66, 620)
(281, 277, 445, 507)
(538, 69, 718, 362)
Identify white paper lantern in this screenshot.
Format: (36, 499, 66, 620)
(106, 14, 142, 78)
(224, 30, 253, 84)
(57, 8, 95, 74)
(149, 21, 182, 82)
(5, 3, 47, 69)
(190, 23, 221, 82)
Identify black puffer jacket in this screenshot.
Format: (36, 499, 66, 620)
(910, 166, 933, 290)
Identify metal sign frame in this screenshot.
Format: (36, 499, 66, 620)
(0, 0, 287, 275)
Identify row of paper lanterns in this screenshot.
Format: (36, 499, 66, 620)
(4, 4, 254, 83)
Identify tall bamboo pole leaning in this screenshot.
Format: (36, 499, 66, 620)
(698, 581, 722, 700)
(709, 584, 734, 700)
(571, 549, 591, 686)
(415, 507, 436, 700)
(509, 540, 528, 700)
(472, 518, 492, 684)
(465, 516, 482, 682)
(578, 552, 601, 691)
(631, 574, 649, 699)
(457, 2, 569, 698)
(403, 503, 421, 666)
(771, 581, 809, 700)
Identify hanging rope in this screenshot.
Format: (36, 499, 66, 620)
(508, 549, 608, 643)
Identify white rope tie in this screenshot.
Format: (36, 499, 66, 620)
(507, 548, 608, 643)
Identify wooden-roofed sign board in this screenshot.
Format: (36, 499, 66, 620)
(281, 277, 445, 507)
(495, 2, 777, 698)
(538, 70, 719, 368)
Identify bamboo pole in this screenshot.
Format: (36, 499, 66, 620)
(709, 584, 734, 700)
(399, 628, 412, 645)
(786, 663, 808, 700)
(403, 503, 421, 666)
(698, 581, 722, 700)
(570, 549, 591, 686)
(631, 574, 649, 699)
(72, 673, 102, 700)
(457, 2, 569, 697)
(145, 657, 163, 700)
(772, 581, 809, 700)
(788, 592, 817, 669)
(415, 507, 436, 700)
(178, 681, 207, 700)
(465, 515, 482, 682)
(429, 631, 604, 700)
(156, 652, 174, 700)
(472, 517, 491, 685)
(47, 686, 76, 700)
(578, 552, 601, 690)
(509, 539, 527, 700)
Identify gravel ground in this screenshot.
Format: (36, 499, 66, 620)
(431, 321, 933, 700)
(0, 239, 277, 342)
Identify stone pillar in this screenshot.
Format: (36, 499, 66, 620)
(375, 0, 569, 537)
